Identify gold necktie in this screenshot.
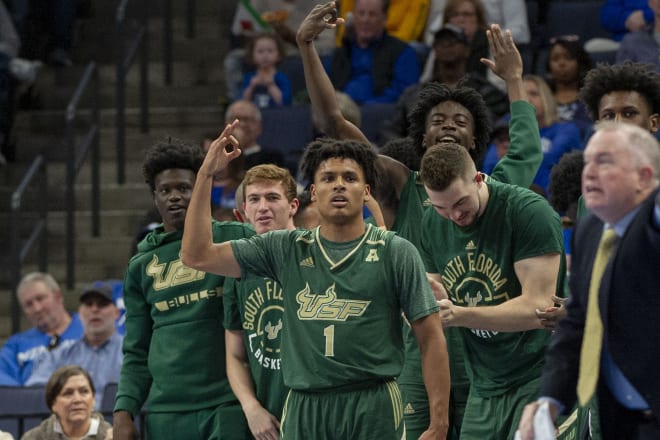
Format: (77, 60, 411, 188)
(577, 227, 618, 406)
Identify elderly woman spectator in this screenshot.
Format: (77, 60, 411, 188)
(21, 365, 112, 440)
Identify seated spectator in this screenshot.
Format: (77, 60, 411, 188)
(601, 0, 653, 43)
(0, 272, 83, 386)
(382, 23, 508, 140)
(329, 0, 420, 104)
(225, 100, 285, 170)
(26, 283, 123, 410)
(21, 365, 112, 440)
(546, 35, 593, 140)
(241, 32, 292, 108)
(525, 74, 582, 197)
(226, 0, 335, 101)
(480, 0, 530, 45)
(421, 0, 490, 83)
(480, 113, 510, 174)
(617, 0, 660, 71)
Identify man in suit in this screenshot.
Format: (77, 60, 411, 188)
(518, 121, 660, 440)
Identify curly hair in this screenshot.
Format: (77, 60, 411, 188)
(408, 81, 492, 163)
(579, 62, 660, 120)
(301, 137, 378, 188)
(548, 150, 584, 214)
(546, 39, 593, 89)
(143, 137, 205, 192)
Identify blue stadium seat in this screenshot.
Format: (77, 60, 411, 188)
(360, 103, 398, 147)
(0, 386, 49, 438)
(257, 104, 315, 174)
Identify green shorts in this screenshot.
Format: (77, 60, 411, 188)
(460, 377, 541, 440)
(145, 402, 249, 440)
(281, 380, 405, 440)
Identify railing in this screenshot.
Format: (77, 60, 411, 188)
(9, 156, 48, 333)
(163, 0, 197, 85)
(116, 0, 149, 185)
(64, 62, 101, 289)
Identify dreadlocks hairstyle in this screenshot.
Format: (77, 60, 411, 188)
(301, 137, 379, 188)
(579, 62, 660, 121)
(143, 137, 205, 192)
(408, 81, 492, 162)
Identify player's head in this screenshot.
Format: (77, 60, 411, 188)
(241, 164, 299, 233)
(408, 81, 491, 163)
(143, 137, 205, 231)
(579, 62, 660, 133)
(420, 142, 485, 228)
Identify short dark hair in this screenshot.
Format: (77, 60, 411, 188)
(548, 150, 584, 214)
(379, 137, 421, 170)
(143, 137, 205, 192)
(579, 62, 660, 120)
(420, 142, 474, 191)
(546, 39, 593, 89)
(408, 81, 492, 162)
(45, 365, 95, 410)
(301, 137, 378, 188)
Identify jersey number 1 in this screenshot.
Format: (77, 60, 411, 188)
(324, 325, 335, 357)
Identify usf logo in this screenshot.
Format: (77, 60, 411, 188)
(146, 254, 205, 290)
(296, 283, 370, 321)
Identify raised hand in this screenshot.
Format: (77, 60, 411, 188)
(296, 1, 344, 45)
(481, 24, 523, 83)
(199, 120, 242, 179)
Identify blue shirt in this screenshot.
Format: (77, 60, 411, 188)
(26, 332, 124, 409)
(0, 314, 83, 385)
(340, 40, 419, 104)
(533, 122, 583, 196)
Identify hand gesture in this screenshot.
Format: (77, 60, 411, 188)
(296, 1, 344, 45)
(438, 299, 456, 327)
(199, 121, 242, 179)
(481, 24, 523, 83)
(535, 295, 567, 330)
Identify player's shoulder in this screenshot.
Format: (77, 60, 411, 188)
(211, 219, 255, 239)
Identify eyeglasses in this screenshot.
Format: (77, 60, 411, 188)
(48, 334, 61, 351)
(549, 34, 580, 45)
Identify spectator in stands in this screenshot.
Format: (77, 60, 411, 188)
(26, 283, 123, 411)
(601, 0, 653, 42)
(480, 113, 510, 174)
(0, 1, 41, 164)
(0, 272, 83, 386)
(226, 0, 335, 101)
(225, 100, 285, 170)
(525, 74, 582, 197)
(546, 35, 593, 141)
(382, 23, 508, 140)
(22, 365, 112, 440)
(241, 32, 292, 108)
(328, 0, 420, 104)
(617, 0, 660, 71)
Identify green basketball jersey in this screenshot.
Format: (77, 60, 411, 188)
(231, 224, 439, 391)
(223, 276, 287, 418)
(421, 179, 564, 397)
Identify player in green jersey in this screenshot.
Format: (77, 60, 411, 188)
(223, 164, 299, 439)
(181, 122, 450, 440)
(419, 142, 564, 440)
(113, 138, 253, 440)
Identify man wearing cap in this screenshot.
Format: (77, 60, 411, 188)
(26, 282, 123, 409)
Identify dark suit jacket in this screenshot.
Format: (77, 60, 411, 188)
(540, 188, 660, 415)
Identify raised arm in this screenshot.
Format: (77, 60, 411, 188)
(296, 1, 368, 143)
(180, 121, 243, 278)
(483, 24, 542, 187)
(438, 253, 559, 332)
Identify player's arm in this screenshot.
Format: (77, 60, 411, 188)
(439, 253, 559, 332)
(411, 313, 450, 440)
(296, 1, 369, 143)
(181, 122, 243, 278)
(226, 330, 280, 440)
